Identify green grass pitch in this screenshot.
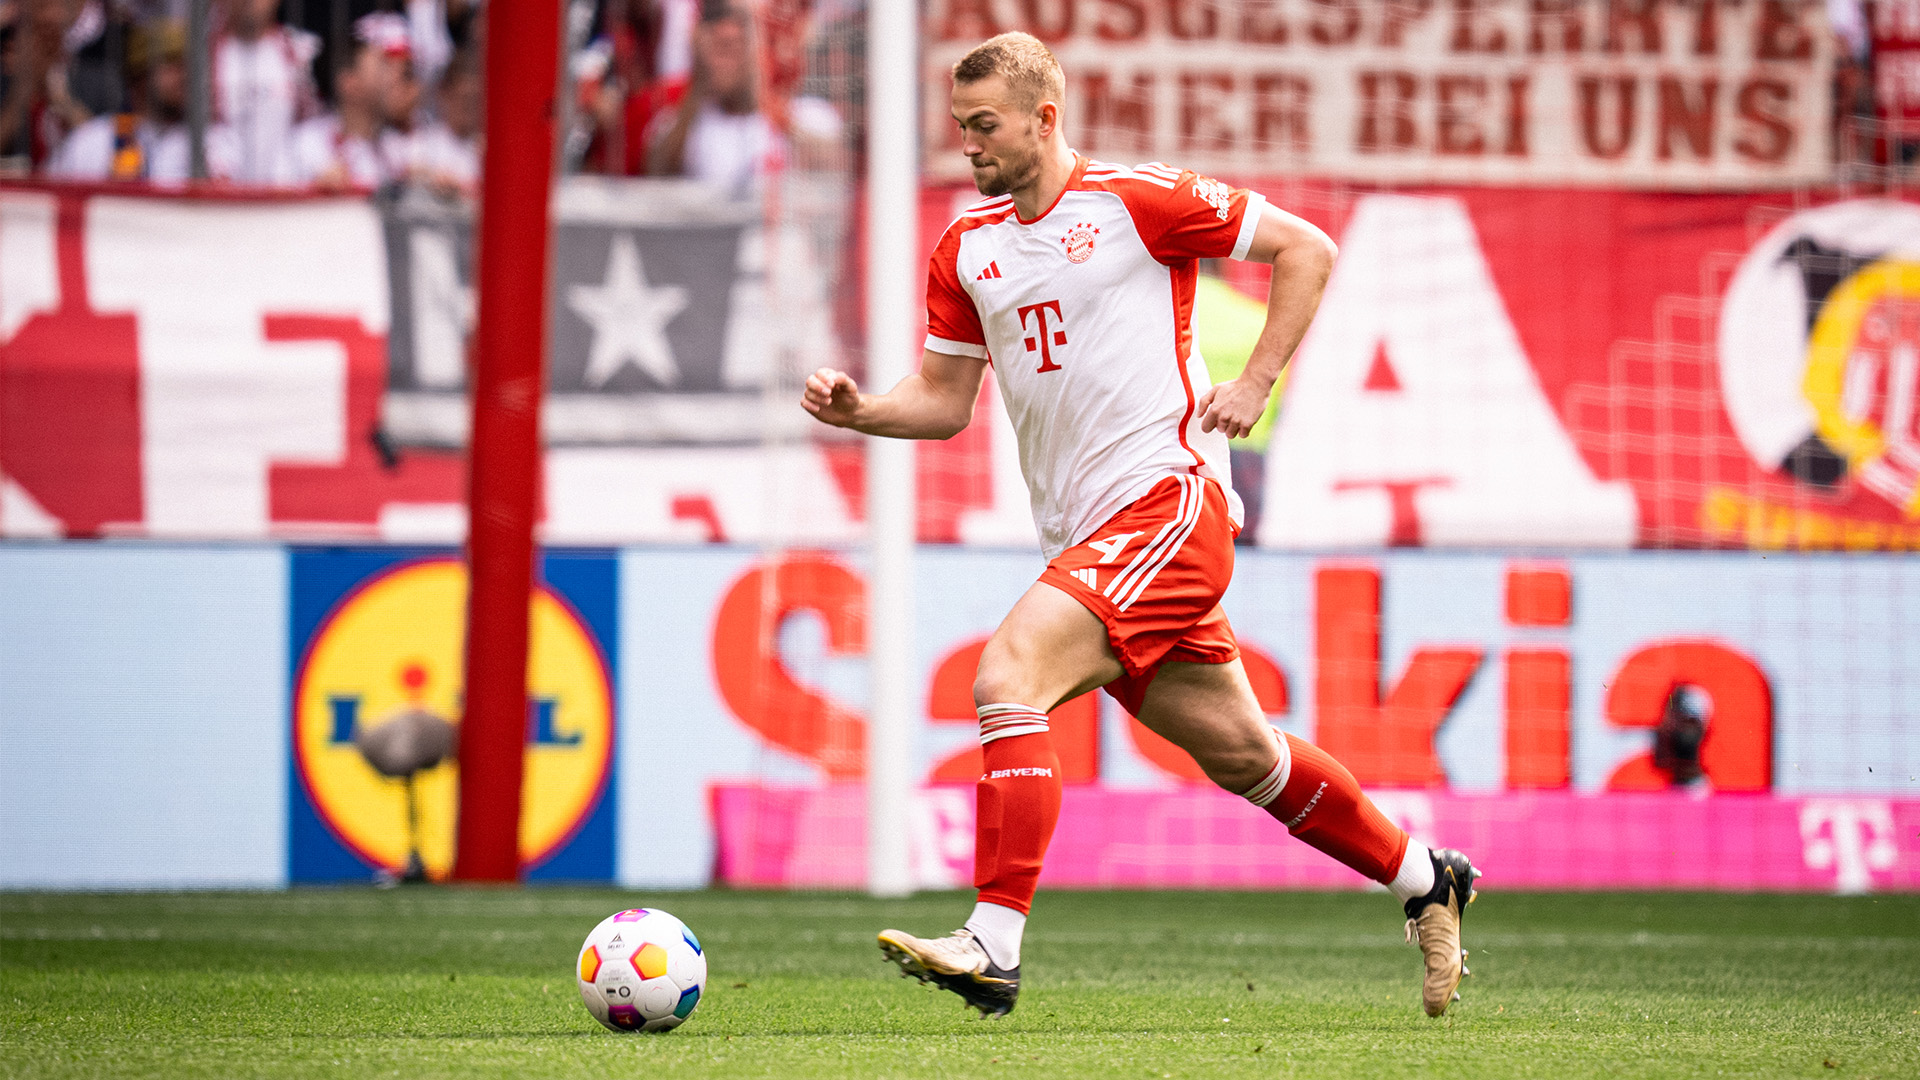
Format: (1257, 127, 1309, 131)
(3, 889, 1917, 1079)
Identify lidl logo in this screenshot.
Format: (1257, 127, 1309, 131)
(291, 555, 614, 880)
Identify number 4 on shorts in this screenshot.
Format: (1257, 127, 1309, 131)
(1087, 531, 1142, 564)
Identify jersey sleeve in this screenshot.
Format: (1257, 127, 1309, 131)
(925, 228, 989, 359)
(1124, 165, 1268, 265)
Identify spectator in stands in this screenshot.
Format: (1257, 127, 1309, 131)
(377, 43, 425, 182)
(1835, 0, 1872, 59)
(646, 2, 837, 199)
(48, 18, 237, 182)
(443, 0, 483, 56)
(1833, 0, 1874, 165)
(59, 0, 118, 118)
(405, 0, 455, 95)
(577, 0, 692, 175)
(413, 46, 479, 196)
(26, 0, 122, 128)
(1872, 0, 1920, 164)
(0, 0, 100, 172)
(214, 0, 320, 185)
(286, 16, 400, 190)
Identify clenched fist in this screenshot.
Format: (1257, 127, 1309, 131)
(802, 368, 863, 428)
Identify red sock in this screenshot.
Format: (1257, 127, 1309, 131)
(1261, 733, 1409, 883)
(972, 709, 1062, 915)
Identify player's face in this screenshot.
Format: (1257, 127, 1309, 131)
(952, 76, 1043, 197)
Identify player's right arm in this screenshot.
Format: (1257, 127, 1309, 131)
(801, 349, 989, 440)
(806, 216, 994, 439)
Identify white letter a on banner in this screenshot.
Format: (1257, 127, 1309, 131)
(1259, 195, 1637, 548)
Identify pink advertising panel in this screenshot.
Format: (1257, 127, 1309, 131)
(713, 785, 1920, 895)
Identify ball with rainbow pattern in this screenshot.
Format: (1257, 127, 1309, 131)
(576, 908, 707, 1032)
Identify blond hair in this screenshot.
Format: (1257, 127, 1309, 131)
(951, 32, 1065, 113)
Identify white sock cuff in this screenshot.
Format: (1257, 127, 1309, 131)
(1387, 839, 1436, 903)
(977, 702, 1050, 746)
(1239, 726, 1292, 808)
(964, 901, 1027, 969)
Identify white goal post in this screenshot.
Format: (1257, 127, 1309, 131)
(864, 0, 920, 899)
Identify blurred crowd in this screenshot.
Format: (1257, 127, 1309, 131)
(1, 0, 484, 190)
(566, 0, 845, 197)
(1840, 0, 1920, 167)
(0, 0, 848, 197)
(3, 0, 1918, 194)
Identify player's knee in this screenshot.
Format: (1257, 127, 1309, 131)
(1193, 734, 1278, 795)
(971, 660, 1027, 712)
(972, 630, 1040, 708)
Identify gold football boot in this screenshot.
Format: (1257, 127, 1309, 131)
(1403, 848, 1481, 1017)
(877, 927, 1019, 1017)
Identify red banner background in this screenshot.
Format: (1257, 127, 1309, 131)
(3, 182, 1917, 549)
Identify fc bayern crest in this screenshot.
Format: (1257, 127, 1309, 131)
(1061, 222, 1099, 264)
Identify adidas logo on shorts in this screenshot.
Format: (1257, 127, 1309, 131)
(1071, 567, 1098, 590)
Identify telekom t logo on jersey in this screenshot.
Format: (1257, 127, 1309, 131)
(1017, 300, 1067, 373)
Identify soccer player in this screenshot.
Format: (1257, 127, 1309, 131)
(801, 32, 1479, 1019)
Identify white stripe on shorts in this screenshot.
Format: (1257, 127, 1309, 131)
(1104, 475, 1204, 612)
(1113, 478, 1209, 612)
(1102, 475, 1196, 606)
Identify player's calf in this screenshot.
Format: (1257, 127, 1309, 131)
(972, 722, 1061, 915)
(1242, 732, 1407, 882)
(877, 705, 1057, 1017)
(1236, 733, 1481, 1016)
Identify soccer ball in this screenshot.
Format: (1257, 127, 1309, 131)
(575, 908, 707, 1032)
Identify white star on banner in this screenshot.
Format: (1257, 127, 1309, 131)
(567, 233, 690, 388)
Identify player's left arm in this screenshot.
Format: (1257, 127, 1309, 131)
(1196, 204, 1337, 439)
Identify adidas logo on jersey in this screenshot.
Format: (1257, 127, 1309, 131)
(975, 261, 1003, 281)
(1071, 567, 1098, 590)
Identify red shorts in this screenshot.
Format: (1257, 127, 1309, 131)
(1038, 473, 1240, 716)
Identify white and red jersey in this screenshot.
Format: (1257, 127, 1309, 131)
(214, 28, 321, 185)
(925, 153, 1266, 557)
(286, 115, 387, 190)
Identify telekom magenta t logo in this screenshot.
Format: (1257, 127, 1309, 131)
(1017, 300, 1067, 373)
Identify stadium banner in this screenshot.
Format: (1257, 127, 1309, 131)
(2, 543, 1916, 890)
(0, 181, 858, 546)
(913, 186, 1920, 552)
(0, 544, 289, 890)
(379, 178, 839, 449)
(3, 183, 1919, 550)
(710, 785, 1920, 893)
(921, 0, 1835, 189)
(623, 546, 1920, 894)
